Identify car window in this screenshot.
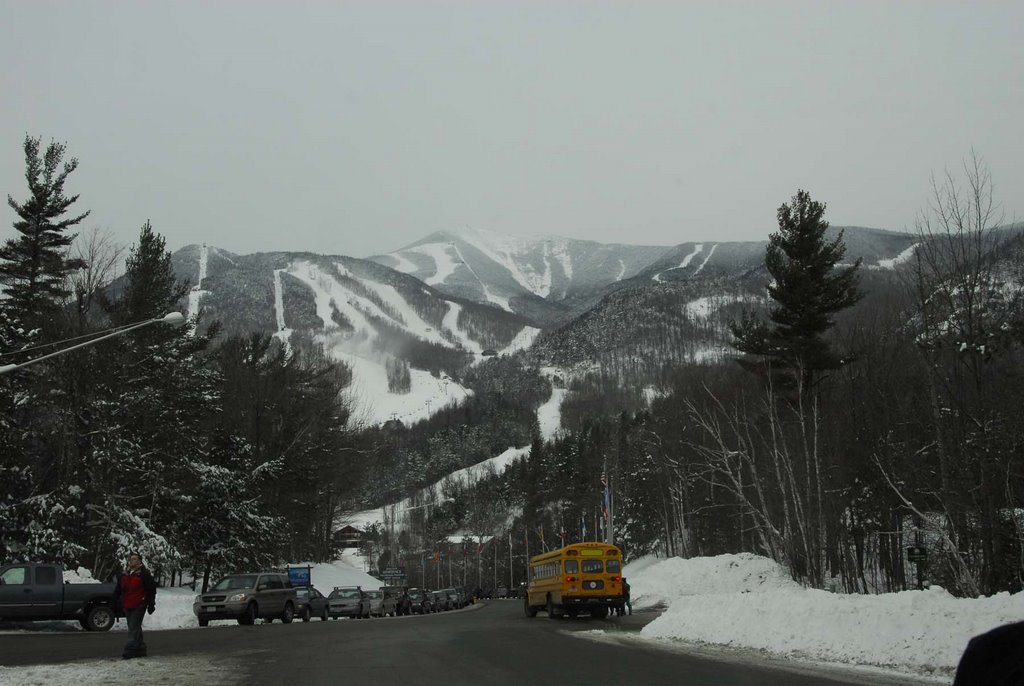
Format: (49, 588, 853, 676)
(264, 577, 283, 590)
(210, 575, 257, 591)
(35, 566, 58, 585)
(295, 588, 309, 599)
(367, 590, 381, 599)
(0, 566, 28, 585)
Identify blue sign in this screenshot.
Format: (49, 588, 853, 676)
(287, 566, 311, 587)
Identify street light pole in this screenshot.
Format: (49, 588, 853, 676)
(0, 312, 186, 375)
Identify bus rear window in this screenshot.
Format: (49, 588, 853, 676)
(564, 560, 578, 574)
(581, 560, 603, 574)
(607, 560, 621, 574)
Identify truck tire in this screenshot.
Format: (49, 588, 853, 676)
(85, 604, 115, 631)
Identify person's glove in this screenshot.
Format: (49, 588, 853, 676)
(147, 605, 155, 615)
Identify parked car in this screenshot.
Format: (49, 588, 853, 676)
(430, 589, 449, 611)
(0, 562, 118, 631)
(364, 589, 384, 617)
(398, 587, 432, 615)
(294, 586, 329, 622)
(193, 572, 296, 626)
(328, 586, 368, 619)
(452, 585, 470, 608)
(379, 586, 404, 616)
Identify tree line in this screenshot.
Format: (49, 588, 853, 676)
(0, 136, 361, 588)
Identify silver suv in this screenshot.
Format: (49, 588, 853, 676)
(328, 586, 368, 619)
(193, 573, 297, 626)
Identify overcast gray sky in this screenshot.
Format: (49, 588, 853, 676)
(1, 1, 1021, 259)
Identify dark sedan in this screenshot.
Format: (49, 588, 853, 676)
(294, 586, 329, 622)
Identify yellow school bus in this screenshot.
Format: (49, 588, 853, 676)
(524, 542, 624, 619)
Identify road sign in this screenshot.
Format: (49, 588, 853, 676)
(287, 565, 312, 586)
(381, 566, 405, 580)
(907, 546, 928, 563)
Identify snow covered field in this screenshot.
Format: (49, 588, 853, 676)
(623, 553, 1022, 682)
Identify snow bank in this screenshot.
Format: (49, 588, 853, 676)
(625, 553, 1024, 679)
(0, 655, 236, 686)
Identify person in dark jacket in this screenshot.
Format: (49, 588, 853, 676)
(952, 621, 1024, 685)
(114, 551, 157, 659)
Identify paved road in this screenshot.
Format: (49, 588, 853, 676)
(0, 601, 934, 685)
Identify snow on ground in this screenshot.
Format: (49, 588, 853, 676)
(409, 242, 461, 286)
(691, 243, 717, 275)
(623, 552, 1022, 680)
(343, 446, 531, 533)
(283, 260, 474, 426)
(272, 269, 293, 356)
(186, 243, 209, 321)
(615, 259, 626, 282)
(442, 302, 483, 354)
(388, 250, 420, 275)
(334, 349, 471, 426)
(876, 243, 921, 269)
(499, 325, 541, 356)
(537, 388, 567, 441)
(460, 229, 541, 298)
(653, 243, 703, 283)
(0, 655, 239, 686)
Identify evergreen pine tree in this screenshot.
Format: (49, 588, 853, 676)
(0, 136, 89, 328)
(731, 189, 863, 388)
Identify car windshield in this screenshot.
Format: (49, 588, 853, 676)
(330, 589, 360, 599)
(211, 575, 258, 591)
(408, 589, 424, 600)
(295, 588, 309, 598)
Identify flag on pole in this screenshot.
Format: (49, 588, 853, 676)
(559, 525, 566, 545)
(581, 515, 587, 541)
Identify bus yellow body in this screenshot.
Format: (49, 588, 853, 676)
(524, 542, 624, 619)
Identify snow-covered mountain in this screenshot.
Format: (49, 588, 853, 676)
(370, 227, 920, 325)
(171, 246, 538, 426)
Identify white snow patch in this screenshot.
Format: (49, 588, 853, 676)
(499, 325, 541, 355)
(538, 388, 568, 441)
(615, 259, 626, 282)
(624, 553, 1022, 679)
(442, 301, 482, 354)
(692, 243, 717, 275)
(876, 243, 921, 269)
(0, 655, 239, 685)
(410, 243, 461, 286)
(460, 229, 541, 296)
(331, 348, 471, 427)
(653, 243, 703, 282)
(345, 446, 531, 533)
(342, 266, 448, 346)
(388, 251, 420, 275)
(186, 244, 210, 322)
(272, 269, 293, 356)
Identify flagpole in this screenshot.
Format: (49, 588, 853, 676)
(508, 530, 514, 591)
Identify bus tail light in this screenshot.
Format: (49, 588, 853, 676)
(611, 576, 621, 582)
(565, 576, 576, 582)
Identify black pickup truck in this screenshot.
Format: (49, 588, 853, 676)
(0, 562, 119, 631)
